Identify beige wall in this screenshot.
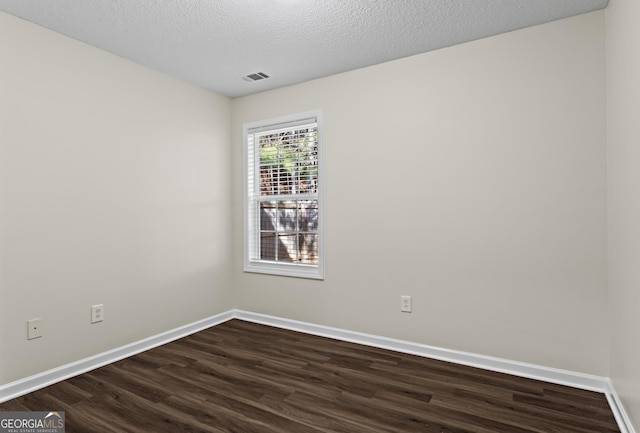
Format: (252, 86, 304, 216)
(232, 11, 608, 375)
(0, 12, 233, 384)
(607, 0, 640, 428)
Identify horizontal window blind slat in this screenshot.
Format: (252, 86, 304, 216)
(255, 194, 317, 201)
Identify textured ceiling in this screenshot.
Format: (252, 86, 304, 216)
(0, 0, 608, 98)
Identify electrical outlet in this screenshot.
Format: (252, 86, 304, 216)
(27, 318, 43, 340)
(400, 295, 412, 313)
(91, 304, 104, 323)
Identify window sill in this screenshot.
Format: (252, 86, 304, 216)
(244, 260, 324, 280)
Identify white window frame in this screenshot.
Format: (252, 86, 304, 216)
(243, 110, 324, 279)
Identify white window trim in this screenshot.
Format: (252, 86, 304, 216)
(243, 110, 324, 280)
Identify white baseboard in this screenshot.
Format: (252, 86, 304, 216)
(0, 310, 234, 404)
(0, 308, 635, 433)
(234, 310, 608, 390)
(233, 309, 636, 433)
(605, 380, 637, 433)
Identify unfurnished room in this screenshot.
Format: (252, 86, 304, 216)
(0, 1, 639, 432)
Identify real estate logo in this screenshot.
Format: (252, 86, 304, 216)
(0, 411, 65, 433)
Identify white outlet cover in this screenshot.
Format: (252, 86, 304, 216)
(91, 304, 104, 323)
(401, 295, 412, 313)
(27, 318, 43, 340)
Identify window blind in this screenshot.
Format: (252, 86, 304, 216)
(246, 117, 320, 266)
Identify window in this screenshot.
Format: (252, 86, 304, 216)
(243, 111, 324, 279)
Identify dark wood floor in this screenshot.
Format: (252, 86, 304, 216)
(0, 319, 620, 432)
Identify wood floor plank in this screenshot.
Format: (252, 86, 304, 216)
(431, 390, 614, 433)
(0, 319, 621, 432)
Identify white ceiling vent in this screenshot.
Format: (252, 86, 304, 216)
(242, 72, 270, 82)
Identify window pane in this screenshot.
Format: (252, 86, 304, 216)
(258, 200, 319, 264)
(260, 201, 277, 231)
(298, 234, 319, 264)
(279, 201, 297, 232)
(298, 200, 318, 232)
(260, 232, 276, 261)
(277, 233, 296, 262)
